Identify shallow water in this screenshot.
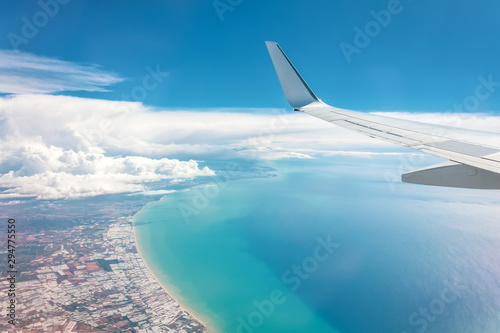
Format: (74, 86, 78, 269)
(134, 158, 500, 333)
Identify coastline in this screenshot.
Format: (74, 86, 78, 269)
(131, 207, 218, 333)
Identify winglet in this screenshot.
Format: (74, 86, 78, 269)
(265, 41, 320, 109)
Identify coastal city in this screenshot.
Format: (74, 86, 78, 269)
(0, 208, 206, 333)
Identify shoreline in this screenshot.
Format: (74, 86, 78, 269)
(130, 209, 218, 333)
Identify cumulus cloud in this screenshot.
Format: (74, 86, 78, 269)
(0, 49, 124, 94)
(0, 147, 213, 200)
(0, 95, 216, 200)
(1, 94, 500, 200)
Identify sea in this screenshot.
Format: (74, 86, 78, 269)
(134, 157, 500, 333)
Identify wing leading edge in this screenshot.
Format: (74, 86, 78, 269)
(265, 41, 500, 189)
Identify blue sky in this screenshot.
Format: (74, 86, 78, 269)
(2, 0, 500, 112)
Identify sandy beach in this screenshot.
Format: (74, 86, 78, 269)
(131, 213, 218, 333)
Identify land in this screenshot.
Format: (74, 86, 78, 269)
(0, 196, 206, 333)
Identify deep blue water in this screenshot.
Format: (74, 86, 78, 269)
(134, 157, 500, 333)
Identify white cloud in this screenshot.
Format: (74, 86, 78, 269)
(0, 95, 216, 200)
(0, 146, 213, 200)
(0, 49, 124, 94)
(134, 190, 177, 196)
(1, 94, 499, 200)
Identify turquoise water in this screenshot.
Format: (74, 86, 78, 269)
(134, 158, 500, 333)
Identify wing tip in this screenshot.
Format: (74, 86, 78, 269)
(265, 41, 320, 109)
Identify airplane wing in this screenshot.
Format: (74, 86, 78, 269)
(265, 41, 500, 189)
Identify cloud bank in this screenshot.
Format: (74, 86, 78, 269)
(0, 49, 124, 94)
(1, 94, 500, 200)
(0, 95, 216, 200)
